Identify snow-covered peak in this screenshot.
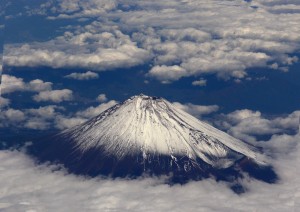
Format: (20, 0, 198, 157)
(61, 95, 265, 169)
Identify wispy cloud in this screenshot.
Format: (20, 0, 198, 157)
(64, 71, 99, 80)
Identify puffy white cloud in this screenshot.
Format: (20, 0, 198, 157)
(54, 116, 87, 130)
(96, 93, 107, 103)
(28, 79, 52, 92)
(1, 74, 25, 94)
(173, 102, 219, 118)
(148, 65, 187, 83)
(225, 109, 262, 124)
(23, 118, 51, 130)
(273, 111, 300, 131)
(33, 89, 73, 103)
(1, 75, 52, 94)
(121, 0, 300, 81)
(54, 100, 118, 129)
(48, 0, 117, 19)
(64, 71, 99, 80)
(75, 100, 118, 119)
(0, 109, 25, 127)
(0, 105, 64, 129)
(216, 109, 300, 142)
(6, 0, 300, 81)
(4, 28, 150, 71)
(0, 97, 118, 130)
(0, 97, 10, 108)
(26, 105, 65, 120)
(192, 78, 207, 86)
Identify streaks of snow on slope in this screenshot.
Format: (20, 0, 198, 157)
(61, 94, 264, 168)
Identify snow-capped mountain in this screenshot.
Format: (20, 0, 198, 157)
(30, 94, 275, 185)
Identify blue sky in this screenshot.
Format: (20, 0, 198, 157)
(1, 0, 300, 141)
(0, 0, 300, 210)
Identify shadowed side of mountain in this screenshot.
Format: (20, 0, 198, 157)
(28, 132, 278, 190)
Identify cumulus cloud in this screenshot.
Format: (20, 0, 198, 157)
(5, 0, 300, 82)
(216, 109, 300, 142)
(0, 97, 10, 108)
(148, 65, 187, 83)
(192, 78, 207, 86)
(4, 27, 150, 71)
(1, 74, 52, 94)
(26, 105, 65, 120)
(96, 93, 107, 103)
(1, 109, 25, 123)
(47, 0, 117, 19)
(0, 95, 118, 130)
(0, 109, 26, 127)
(75, 100, 117, 119)
(23, 106, 66, 130)
(64, 71, 99, 80)
(0, 74, 25, 94)
(33, 89, 73, 103)
(53, 100, 118, 129)
(173, 102, 219, 118)
(27, 79, 52, 91)
(54, 116, 87, 130)
(0, 105, 63, 129)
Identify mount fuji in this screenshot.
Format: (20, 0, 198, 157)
(29, 94, 277, 187)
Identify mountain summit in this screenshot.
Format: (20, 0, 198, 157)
(30, 94, 276, 185)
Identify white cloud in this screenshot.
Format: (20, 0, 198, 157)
(0, 97, 10, 108)
(0, 109, 25, 127)
(54, 99, 118, 129)
(96, 93, 107, 103)
(54, 100, 118, 129)
(148, 65, 187, 83)
(0, 97, 118, 130)
(1, 75, 52, 94)
(225, 109, 262, 124)
(64, 71, 99, 80)
(75, 100, 118, 119)
(1, 74, 25, 94)
(0, 129, 299, 211)
(33, 89, 73, 103)
(192, 78, 207, 86)
(6, 0, 300, 82)
(28, 79, 52, 92)
(0, 105, 64, 129)
(4, 28, 150, 71)
(54, 116, 87, 130)
(26, 105, 65, 120)
(121, 0, 300, 81)
(172, 102, 219, 118)
(216, 109, 300, 142)
(23, 118, 51, 130)
(48, 0, 117, 19)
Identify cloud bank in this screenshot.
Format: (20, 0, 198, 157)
(0, 129, 299, 211)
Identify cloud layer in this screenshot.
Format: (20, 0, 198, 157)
(4, 0, 300, 82)
(0, 129, 299, 211)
